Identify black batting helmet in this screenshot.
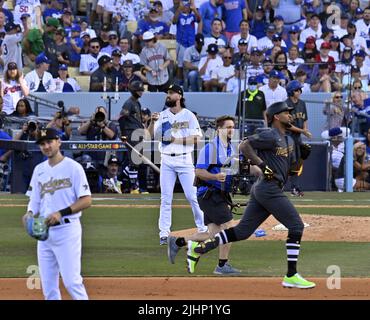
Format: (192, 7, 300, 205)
(266, 101, 293, 125)
(128, 80, 144, 93)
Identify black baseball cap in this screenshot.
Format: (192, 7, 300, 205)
(98, 55, 112, 66)
(108, 155, 119, 165)
(122, 59, 133, 67)
(167, 84, 183, 96)
(207, 43, 218, 54)
(141, 107, 151, 116)
(195, 33, 204, 44)
(111, 49, 122, 57)
(36, 128, 59, 144)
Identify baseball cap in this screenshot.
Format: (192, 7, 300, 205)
(238, 38, 248, 45)
(46, 17, 60, 28)
(101, 24, 110, 32)
(167, 84, 183, 96)
(80, 31, 90, 38)
(269, 70, 280, 78)
(356, 7, 364, 14)
(351, 65, 361, 73)
(330, 35, 340, 42)
(7, 62, 17, 70)
(320, 41, 331, 49)
(5, 22, 19, 32)
(343, 46, 352, 51)
(36, 128, 59, 144)
(250, 47, 260, 55)
(272, 33, 282, 41)
(71, 25, 81, 32)
(266, 24, 276, 32)
(108, 30, 118, 38)
(256, 5, 264, 11)
(108, 155, 119, 165)
(289, 25, 300, 33)
(112, 49, 122, 57)
(58, 64, 68, 70)
(274, 15, 284, 21)
(207, 43, 218, 54)
(122, 59, 134, 68)
(141, 107, 151, 116)
(195, 33, 204, 44)
(341, 13, 349, 19)
(248, 76, 258, 85)
(305, 6, 315, 14)
(354, 49, 366, 57)
(263, 57, 273, 64)
(98, 55, 112, 66)
(143, 31, 155, 41)
(149, 6, 159, 12)
(35, 52, 51, 65)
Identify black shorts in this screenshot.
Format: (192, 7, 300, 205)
(198, 190, 233, 226)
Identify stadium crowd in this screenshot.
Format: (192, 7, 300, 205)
(1, 0, 370, 193)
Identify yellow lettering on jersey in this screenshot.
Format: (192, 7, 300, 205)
(39, 177, 72, 198)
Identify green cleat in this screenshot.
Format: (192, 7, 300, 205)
(282, 273, 316, 289)
(186, 240, 200, 274)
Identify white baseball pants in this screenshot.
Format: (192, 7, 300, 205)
(159, 153, 207, 238)
(37, 220, 88, 300)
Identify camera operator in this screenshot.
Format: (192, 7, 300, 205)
(78, 106, 118, 168)
(14, 118, 45, 192)
(46, 111, 72, 140)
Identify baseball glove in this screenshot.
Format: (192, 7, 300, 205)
(299, 143, 312, 160)
(161, 121, 173, 145)
(23, 213, 49, 241)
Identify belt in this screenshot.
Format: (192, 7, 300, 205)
(163, 153, 188, 157)
(51, 218, 71, 227)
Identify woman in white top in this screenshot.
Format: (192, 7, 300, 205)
(54, 64, 81, 92)
(1, 62, 30, 115)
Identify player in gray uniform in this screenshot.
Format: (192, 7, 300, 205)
(186, 101, 315, 289)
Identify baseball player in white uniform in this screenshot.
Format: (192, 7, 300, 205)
(150, 84, 207, 245)
(24, 128, 92, 300)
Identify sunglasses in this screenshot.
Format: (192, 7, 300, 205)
(334, 95, 343, 98)
(223, 56, 232, 59)
(90, 45, 100, 49)
(354, 86, 362, 89)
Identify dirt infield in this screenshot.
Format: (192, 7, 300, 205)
(0, 277, 369, 300)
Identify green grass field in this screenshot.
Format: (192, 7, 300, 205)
(0, 192, 369, 278)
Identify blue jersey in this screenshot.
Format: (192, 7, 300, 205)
(285, 38, 305, 52)
(67, 36, 84, 62)
(136, 19, 169, 36)
(196, 136, 236, 196)
(222, 0, 245, 33)
(199, 1, 223, 36)
(176, 13, 197, 48)
(43, 8, 62, 21)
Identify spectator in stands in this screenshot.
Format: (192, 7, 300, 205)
(0, 0, 13, 24)
(274, 50, 293, 86)
(141, 107, 152, 128)
(349, 0, 361, 20)
(334, 13, 350, 39)
(119, 60, 143, 91)
(13, 0, 42, 30)
(54, 64, 81, 92)
(350, 89, 370, 135)
(296, 52, 318, 84)
(46, 110, 72, 140)
(1, 62, 29, 115)
(232, 38, 249, 66)
(329, 35, 341, 62)
(338, 46, 353, 77)
(353, 49, 370, 80)
(42, 17, 60, 47)
(209, 49, 234, 92)
(111, 49, 123, 75)
(89, 55, 115, 92)
(295, 69, 311, 94)
(300, 14, 322, 43)
(80, 32, 91, 54)
(316, 42, 336, 73)
(183, 33, 204, 92)
(119, 36, 141, 65)
(272, 15, 285, 35)
(79, 38, 107, 75)
(133, 6, 170, 52)
(1, 22, 23, 70)
(226, 62, 245, 93)
(223, 0, 247, 41)
(25, 52, 56, 92)
(230, 19, 258, 54)
(257, 24, 287, 53)
(60, 8, 73, 36)
(348, 22, 368, 52)
(98, 23, 110, 48)
(323, 91, 350, 130)
(355, 6, 370, 39)
(204, 18, 227, 54)
(285, 25, 304, 52)
(311, 62, 341, 92)
(173, 0, 201, 86)
(303, 36, 318, 58)
(79, 17, 97, 39)
(154, 0, 174, 26)
(249, 5, 267, 40)
(43, 0, 63, 25)
(45, 28, 70, 78)
(198, 0, 224, 37)
(101, 30, 120, 55)
(236, 75, 267, 135)
(66, 25, 83, 67)
(78, 106, 119, 167)
(353, 141, 370, 190)
(140, 31, 171, 92)
(256, 56, 273, 87)
(98, 155, 127, 193)
(198, 43, 223, 91)
(259, 70, 287, 107)
(287, 45, 304, 75)
(10, 98, 34, 117)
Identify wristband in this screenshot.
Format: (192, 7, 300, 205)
(59, 207, 72, 217)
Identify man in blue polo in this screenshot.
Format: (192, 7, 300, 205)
(198, 0, 224, 37)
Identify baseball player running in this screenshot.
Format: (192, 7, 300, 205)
(167, 115, 241, 275)
(149, 84, 207, 245)
(184, 102, 315, 289)
(23, 128, 92, 300)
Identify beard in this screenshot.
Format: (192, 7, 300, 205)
(165, 97, 177, 108)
